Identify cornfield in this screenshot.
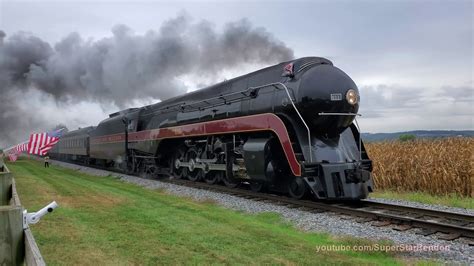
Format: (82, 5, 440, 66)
(365, 138, 474, 197)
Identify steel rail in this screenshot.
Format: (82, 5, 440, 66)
(360, 199, 474, 224)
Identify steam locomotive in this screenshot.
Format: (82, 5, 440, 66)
(50, 57, 374, 200)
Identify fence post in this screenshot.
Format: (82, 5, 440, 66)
(1, 164, 45, 265)
(0, 206, 24, 265)
(0, 171, 13, 205)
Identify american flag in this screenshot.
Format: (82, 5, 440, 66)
(16, 143, 28, 153)
(28, 130, 62, 156)
(8, 152, 18, 162)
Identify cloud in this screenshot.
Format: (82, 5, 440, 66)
(358, 83, 474, 132)
(438, 84, 474, 103)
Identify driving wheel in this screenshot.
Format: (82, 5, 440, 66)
(288, 177, 308, 199)
(184, 147, 203, 182)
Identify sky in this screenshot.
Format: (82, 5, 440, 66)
(0, 0, 473, 147)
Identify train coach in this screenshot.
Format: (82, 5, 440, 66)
(50, 57, 374, 200)
(49, 127, 95, 163)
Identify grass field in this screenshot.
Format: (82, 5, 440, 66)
(371, 191, 473, 209)
(365, 138, 473, 201)
(8, 159, 403, 265)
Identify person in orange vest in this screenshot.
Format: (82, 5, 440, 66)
(44, 155, 50, 168)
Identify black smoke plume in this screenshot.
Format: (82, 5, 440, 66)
(0, 15, 293, 147)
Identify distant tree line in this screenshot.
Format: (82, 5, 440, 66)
(398, 134, 416, 142)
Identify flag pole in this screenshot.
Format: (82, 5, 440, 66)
(3, 140, 29, 153)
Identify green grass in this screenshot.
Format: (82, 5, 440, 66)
(8, 159, 404, 265)
(371, 190, 473, 209)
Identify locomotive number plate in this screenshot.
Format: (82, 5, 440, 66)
(330, 93, 342, 101)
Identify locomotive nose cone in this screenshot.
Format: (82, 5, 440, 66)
(297, 64, 359, 136)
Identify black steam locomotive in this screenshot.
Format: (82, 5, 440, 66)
(50, 57, 374, 200)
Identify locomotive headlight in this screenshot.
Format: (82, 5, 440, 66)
(346, 89, 358, 105)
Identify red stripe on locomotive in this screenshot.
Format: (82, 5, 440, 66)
(90, 113, 301, 176)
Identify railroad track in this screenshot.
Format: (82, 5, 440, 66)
(161, 178, 474, 244)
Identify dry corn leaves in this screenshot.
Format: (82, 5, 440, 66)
(365, 138, 474, 197)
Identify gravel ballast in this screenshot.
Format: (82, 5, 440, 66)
(50, 160, 473, 264)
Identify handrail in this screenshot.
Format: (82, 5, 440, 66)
(141, 88, 255, 117)
(318, 112, 361, 116)
(354, 118, 363, 161)
(248, 82, 312, 162)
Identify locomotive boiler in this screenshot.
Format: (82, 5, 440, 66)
(50, 57, 374, 200)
